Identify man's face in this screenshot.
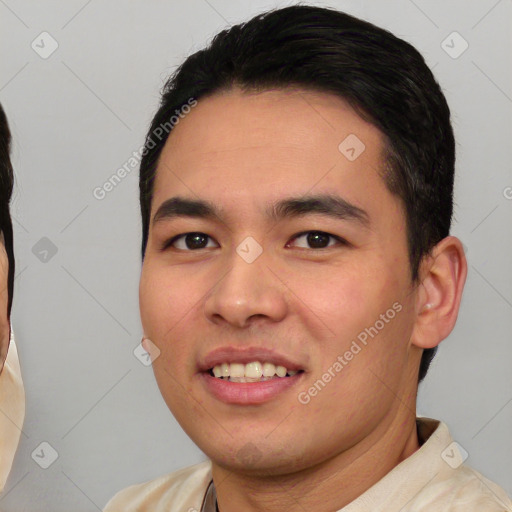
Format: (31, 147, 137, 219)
(0, 231, 10, 371)
(140, 88, 421, 474)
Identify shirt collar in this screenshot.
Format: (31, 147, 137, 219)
(201, 479, 218, 512)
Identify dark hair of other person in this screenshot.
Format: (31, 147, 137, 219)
(0, 103, 15, 319)
(137, 5, 455, 383)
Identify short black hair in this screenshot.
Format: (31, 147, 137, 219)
(138, 5, 455, 382)
(0, 103, 15, 319)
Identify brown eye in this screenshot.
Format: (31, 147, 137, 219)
(287, 231, 345, 249)
(164, 232, 218, 251)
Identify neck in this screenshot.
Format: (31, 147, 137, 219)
(212, 398, 419, 512)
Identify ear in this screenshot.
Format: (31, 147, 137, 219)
(410, 236, 467, 350)
(0, 233, 10, 373)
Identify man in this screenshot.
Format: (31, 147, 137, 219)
(0, 102, 25, 493)
(104, 5, 512, 511)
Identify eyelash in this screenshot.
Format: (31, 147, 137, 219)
(161, 231, 347, 252)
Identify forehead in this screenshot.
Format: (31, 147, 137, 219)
(151, 87, 400, 228)
(160, 87, 383, 159)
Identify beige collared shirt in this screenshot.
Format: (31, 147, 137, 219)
(104, 417, 512, 511)
(0, 331, 25, 493)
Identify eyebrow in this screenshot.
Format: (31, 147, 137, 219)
(152, 194, 371, 228)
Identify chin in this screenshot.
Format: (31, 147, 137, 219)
(200, 437, 307, 475)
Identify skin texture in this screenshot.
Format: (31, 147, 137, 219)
(139, 88, 467, 511)
(0, 231, 9, 374)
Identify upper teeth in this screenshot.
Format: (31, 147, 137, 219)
(211, 361, 298, 380)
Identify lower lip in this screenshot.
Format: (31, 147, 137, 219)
(200, 372, 303, 405)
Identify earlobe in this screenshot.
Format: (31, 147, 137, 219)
(0, 236, 11, 372)
(410, 236, 468, 350)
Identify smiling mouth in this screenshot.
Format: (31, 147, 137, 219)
(208, 361, 304, 383)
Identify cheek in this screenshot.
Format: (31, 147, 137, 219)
(139, 261, 203, 372)
(289, 257, 395, 335)
(306, 258, 409, 374)
(139, 263, 209, 424)
(139, 266, 162, 339)
(140, 262, 189, 336)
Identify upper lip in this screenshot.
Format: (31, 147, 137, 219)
(199, 346, 305, 372)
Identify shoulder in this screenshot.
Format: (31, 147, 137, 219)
(103, 460, 212, 512)
(411, 462, 512, 511)
(384, 418, 512, 511)
(417, 418, 512, 510)
(443, 464, 512, 510)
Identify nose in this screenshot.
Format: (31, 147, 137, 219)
(203, 249, 288, 329)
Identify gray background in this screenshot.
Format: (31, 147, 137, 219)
(0, 0, 511, 510)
